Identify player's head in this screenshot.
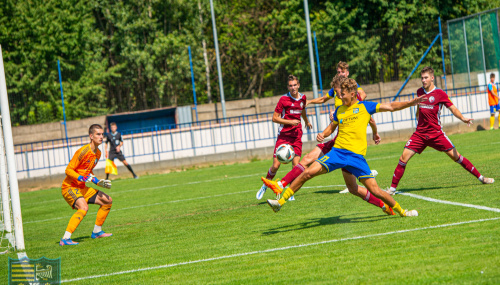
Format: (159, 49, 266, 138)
(336, 61, 349, 77)
(331, 74, 346, 98)
(491, 73, 495, 82)
(89, 124, 104, 146)
(110, 122, 117, 133)
(340, 78, 358, 105)
(287, 75, 300, 96)
(420, 66, 435, 90)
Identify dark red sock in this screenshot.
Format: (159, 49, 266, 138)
(364, 191, 384, 208)
(266, 168, 277, 180)
(391, 160, 407, 189)
(456, 155, 481, 178)
(281, 164, 305, 187)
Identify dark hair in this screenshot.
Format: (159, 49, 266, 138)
(420, 66, 435, 76)
(89, 124, 103, 135)
(287, 75, 299, 84)
(491, 73, 496, 78)
(110, 122, 117, 127)
(340, 78, 358, 94)
(330, 74, 346, 88)
(336, 61, 349, 71)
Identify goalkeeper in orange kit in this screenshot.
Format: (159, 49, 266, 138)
(60, 124, 113, 246)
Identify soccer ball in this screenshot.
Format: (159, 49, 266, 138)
(276, 144, 295, 164)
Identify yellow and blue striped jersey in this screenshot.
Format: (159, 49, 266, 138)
(332, 101, 380, 156)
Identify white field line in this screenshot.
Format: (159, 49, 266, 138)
(61, 217, 500, 283)
(24, 184, 347, 224)
(398, 192, 500, 212)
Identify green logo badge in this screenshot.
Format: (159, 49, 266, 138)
(8, 256, 61, 285)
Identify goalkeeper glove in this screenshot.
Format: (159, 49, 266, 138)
(77, 174, 112, 189)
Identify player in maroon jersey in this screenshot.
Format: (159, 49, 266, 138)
(256, 75, 312, 200)
(386, 66, 494, 195)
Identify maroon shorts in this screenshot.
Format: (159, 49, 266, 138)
(317, 136, 337, 155)
(405, 132, 455, 154)
(274, 133, 303, 158)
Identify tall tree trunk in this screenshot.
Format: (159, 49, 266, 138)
(198, 0, 212, 103)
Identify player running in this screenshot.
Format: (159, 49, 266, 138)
(261, 75, 393, 215)
(60, 124, 113, 246)
(105, 122, 138, 179)
(386, 67, 494, 195)
(256, 75, 312, 201)
(266, 78, 424, 216)
(487, 73, 499, 130)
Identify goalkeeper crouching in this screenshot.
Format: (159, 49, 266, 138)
(60, 124, 113, 246)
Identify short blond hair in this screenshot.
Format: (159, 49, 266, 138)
(330, 74, 346, 89)
(340, 78, 358, 95)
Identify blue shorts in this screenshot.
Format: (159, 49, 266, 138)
(490, 104, 500, 114)
(316, 147, 374, 180)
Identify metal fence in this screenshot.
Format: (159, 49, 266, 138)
(15, 84, 497, 179)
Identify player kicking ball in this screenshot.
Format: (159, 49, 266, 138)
(387, 67, 494, 195)
(60, 124, 113, 246)
(266, 78, 425, 217)
(256, 75, 312, 201)
(262, 75, 394, 215)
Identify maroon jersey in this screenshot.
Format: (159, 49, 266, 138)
(275, 92, 307, 136)
(415, 87, 453, 134)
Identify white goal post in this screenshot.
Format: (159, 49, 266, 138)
(0, 45, 25, 251)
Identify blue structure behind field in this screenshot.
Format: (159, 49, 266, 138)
(14, 84, 499, 179)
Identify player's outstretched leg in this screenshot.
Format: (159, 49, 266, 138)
(91, 191, 113, 239)
(340, 169, 378, 194)
(342, 170, 394, 215)
(387, 148, 416, 195)
(447, 149, 495, 184)
(361, 178, 418, 217)
(60, 199, 88, 246)
(266, 162, 326, 213)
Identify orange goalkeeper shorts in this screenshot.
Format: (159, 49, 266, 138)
(62, 186, 98, 209)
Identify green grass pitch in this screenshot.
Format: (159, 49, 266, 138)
(2, 130, 500, 284)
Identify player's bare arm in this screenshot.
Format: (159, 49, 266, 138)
(357, 88, 367, 100)
(272, 111, 300, 126)
(317, 122, 338, 142)
(378, 96, 427, 112)
(368, 118, 381, 144)
(306, 95, 330, 106)
(301, 109, 313, 129)
(448, 105, 473, 126)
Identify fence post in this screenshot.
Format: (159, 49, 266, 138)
(155, 125, 160, 161)
(242, 114, 247, 150)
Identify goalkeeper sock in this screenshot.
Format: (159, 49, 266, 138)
(126, 164, 136, 176)
(95, 204, 112, 227)
(63, 231, 72, 239)
(65, 209, 87, 234)
(281, 164, 305, 187)
(278, 187, 295, 206)
(490, 116, 495, 129)
(392, 202, 406, 217)
(93, 225, 102, 234)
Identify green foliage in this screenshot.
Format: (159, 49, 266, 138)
(0, 0, 495, 125)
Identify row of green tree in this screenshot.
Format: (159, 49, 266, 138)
(0, 0, 496, 125)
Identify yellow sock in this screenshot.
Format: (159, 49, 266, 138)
(490, 116, 495, 128)
(66, 209, 87, 233)
(392, 202, 406, 217)
(95, 204, 112, 226)
(278, 188, 295, 205)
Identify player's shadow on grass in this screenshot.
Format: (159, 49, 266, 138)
(314, 190, 342, 194)
(262, 215, 387, 235)
(397, 185, 458, 193)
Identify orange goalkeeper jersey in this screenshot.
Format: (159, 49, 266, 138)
(62, 144, 101, 189)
